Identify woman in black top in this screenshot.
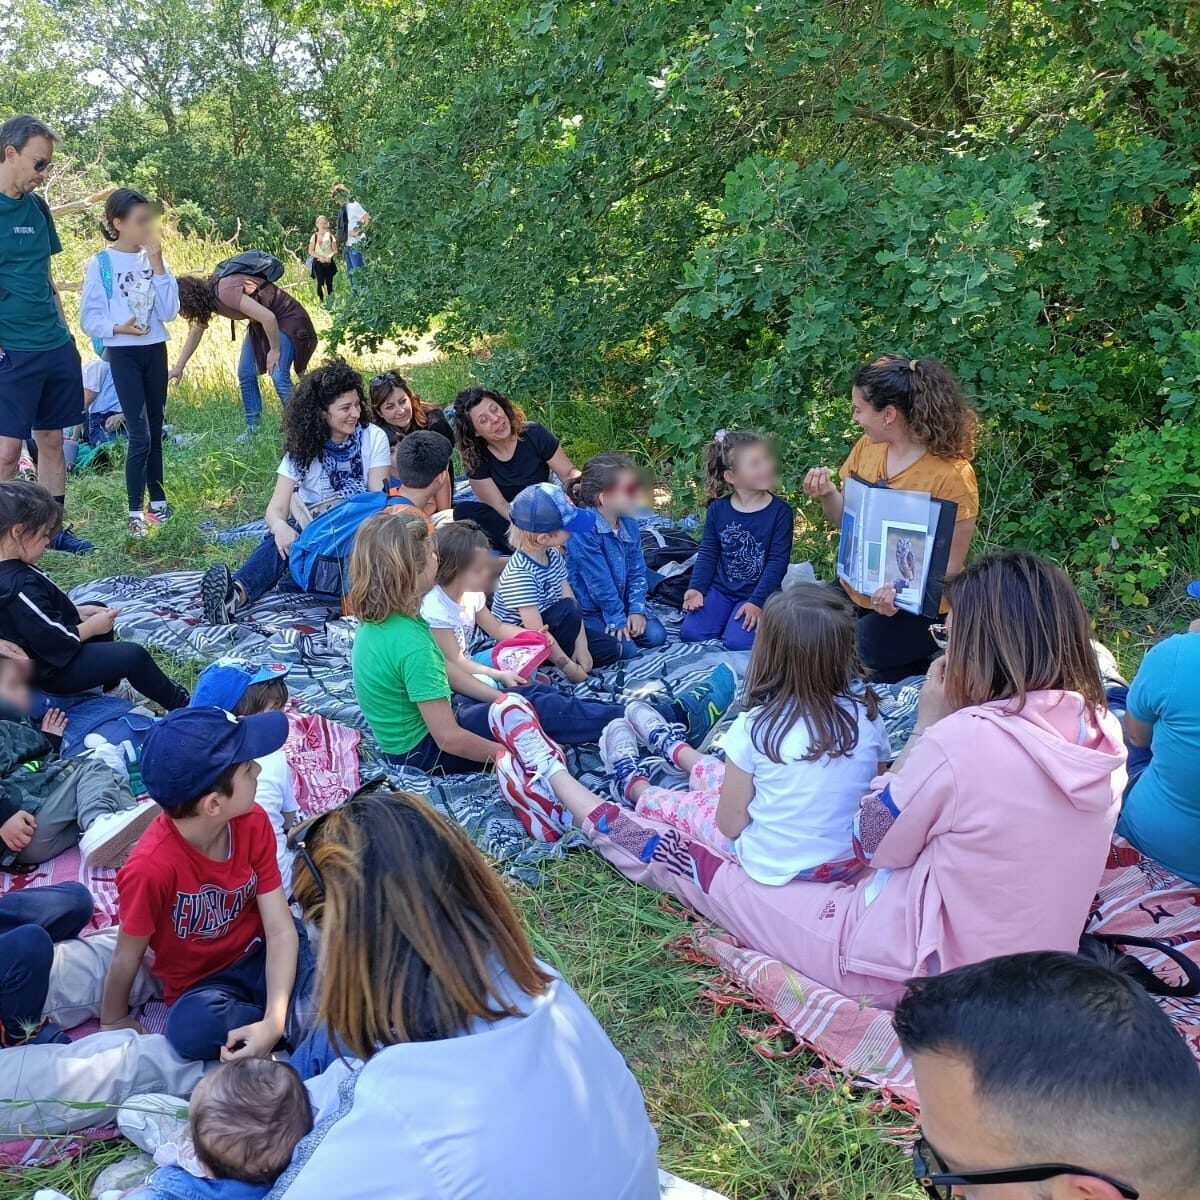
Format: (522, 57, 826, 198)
(367, 370, 454, 514)
(451, 387, 578, 551)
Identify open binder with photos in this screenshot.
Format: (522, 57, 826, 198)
(836, 475, 959, 620)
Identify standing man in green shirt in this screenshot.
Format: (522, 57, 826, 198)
(0, 115, 93, 554)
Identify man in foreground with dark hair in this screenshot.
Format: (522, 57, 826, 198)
(894, 951, 1200, 1200)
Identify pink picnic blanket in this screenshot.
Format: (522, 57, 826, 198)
(687, 840, 1200, 1110)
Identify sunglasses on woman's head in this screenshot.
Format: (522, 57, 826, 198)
(913, 1137, 1138, 1200)
(370, 371, 401, 391)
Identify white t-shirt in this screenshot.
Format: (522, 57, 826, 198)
(722, 698, 890, 885)
(420, 585, 487, 654)
(254, 749, 299, 891)
(274, 969, 659, 1200)
(278, 424, 391, 508)
(81, 358, 122, 416)
(78, 247, 179, 346)
(345, 201, 368, 245)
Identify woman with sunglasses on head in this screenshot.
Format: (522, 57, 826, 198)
(451, 386, 578, 552)
(367, 371, 453, 513)
(278, 788, 660, 1199)
(803, 355, 979, 683)
(496, 550, 1125, 1008)
(563, 453, 667, 666)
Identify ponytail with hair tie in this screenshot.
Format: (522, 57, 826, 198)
(704, 428, 768, 502)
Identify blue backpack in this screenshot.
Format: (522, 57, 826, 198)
(288, 491, 419, 595)
(90, 249, 113, 357)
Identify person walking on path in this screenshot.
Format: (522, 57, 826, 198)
(0, 114, 93, 555)
(332, 184, 369, 294)
(79, 189, 179, 538)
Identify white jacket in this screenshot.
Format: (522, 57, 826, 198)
(271, 970, 660, 1200)
(79, 247, 179, 346)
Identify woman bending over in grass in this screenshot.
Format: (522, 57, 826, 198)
(492, 550, 1125, 1007)
(599, 584, 889, 884)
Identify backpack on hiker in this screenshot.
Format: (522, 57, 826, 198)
(640, 526, 699, 609)
(212, 250, 285, 288)
(289, 491, 417, 596)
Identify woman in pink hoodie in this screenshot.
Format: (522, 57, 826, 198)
(495, 551, 1127, 1007)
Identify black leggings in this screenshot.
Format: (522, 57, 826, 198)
(452, 500, 512, 553)
(107, 342, 168, 513)
(855, 606, 937, 684)
(312, 261, 336, 300)
(39, 636, 189, 710)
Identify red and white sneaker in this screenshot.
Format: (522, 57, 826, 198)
(487, 693, 567, 770)
(495, 751, 567, 843)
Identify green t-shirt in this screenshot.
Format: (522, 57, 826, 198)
(0, 191, 69, 352)
(352, 612, 451, 754)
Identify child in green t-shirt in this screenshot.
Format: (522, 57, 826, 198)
(347, 510, 719, 776)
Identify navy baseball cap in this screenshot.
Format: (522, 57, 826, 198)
(1188, 581, 1200, 601)
(191, 659, 290, 712)
(509, 483, 593, 534)
(142, 707, 289, 809)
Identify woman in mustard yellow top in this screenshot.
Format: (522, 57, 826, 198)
(804, 354, 979, 682)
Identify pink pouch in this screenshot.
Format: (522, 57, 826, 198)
(491, 630, 553, 680)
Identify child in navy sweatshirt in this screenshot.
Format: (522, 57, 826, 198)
(681, 430, 793, 650)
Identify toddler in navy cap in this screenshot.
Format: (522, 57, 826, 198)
(490, 483, 594, 683)
(100, 706, 308, 1063)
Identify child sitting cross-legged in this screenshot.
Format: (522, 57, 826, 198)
(101, 707, 312, 1062)
(681, 430, 794, 651)
(0, 652, 159, 869)
(600, 584, 890, 884)
(490, 483, 594, 682)
(190, 659, 298, 890)
(126, 1057, 313, 1200)
(563, 453, 668, 668)
(350, 510, 735, 793)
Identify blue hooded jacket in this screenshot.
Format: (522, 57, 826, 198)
(126, 1165, 270, 1200)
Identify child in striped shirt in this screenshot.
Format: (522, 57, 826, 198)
(491, 484, 594, 683)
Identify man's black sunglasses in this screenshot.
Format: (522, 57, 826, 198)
(914, 1137, 1139, 1200)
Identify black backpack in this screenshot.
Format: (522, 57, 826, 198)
(641, 527, 699, 610)
(213, 250, 284, 287)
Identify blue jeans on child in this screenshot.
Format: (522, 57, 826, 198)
(584, 613, 669, 667)
(384, 683, 633, 776)
(680, 588, 756, 651)
(164, 919, 317, 1062)
(237, 329, 295, 429)
(0, 883, 93, 1047)
(85, 410, 123, 447)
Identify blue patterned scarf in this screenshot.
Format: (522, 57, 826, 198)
(320, 426, 367, 499)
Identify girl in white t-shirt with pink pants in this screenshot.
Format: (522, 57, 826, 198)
(600, 583, 890, 885)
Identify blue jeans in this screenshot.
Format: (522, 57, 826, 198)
(584, 613, 669, 667)
(680, 587, 757, 651)
(0, 883, 93, 1047)
(237, 329, 295, 428)
(232, 521, 301, 605)
(85, 409, 123, 446)
(165, 920, 316, 1062)
(383, 684, 667, 775)
(344, 246, 364, 293)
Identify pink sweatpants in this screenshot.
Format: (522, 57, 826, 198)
(583, 800, 908, 1008)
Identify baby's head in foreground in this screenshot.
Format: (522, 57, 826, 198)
(191, 1058, 314, 1186)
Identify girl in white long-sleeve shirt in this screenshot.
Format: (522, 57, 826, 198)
(79, 189, 178, 538)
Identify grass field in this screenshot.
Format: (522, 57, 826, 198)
(3, 305, 923, 1199)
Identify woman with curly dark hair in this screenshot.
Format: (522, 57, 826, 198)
(367, 370, 454, 512)
(450, 386, 578, 551)
(803, 355, 980, 682)
(169, 265, 318, 436)
(198, 361, 391, 624)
